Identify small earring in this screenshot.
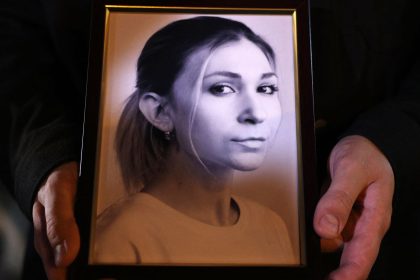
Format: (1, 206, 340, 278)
(164, 131, 171, 141)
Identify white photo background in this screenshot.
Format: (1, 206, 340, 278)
(95, 11, 300, 262)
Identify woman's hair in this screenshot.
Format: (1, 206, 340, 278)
(115, 16, 276, 192)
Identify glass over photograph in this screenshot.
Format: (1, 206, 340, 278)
(89, 11, 302, 266)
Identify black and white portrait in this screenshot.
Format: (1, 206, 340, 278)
(89, 11, 302, 266)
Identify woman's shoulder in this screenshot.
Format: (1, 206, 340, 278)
(96, 192, 156, 231)
(93, 193, 156, 263)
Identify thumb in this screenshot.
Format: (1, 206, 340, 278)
(314, 182, 356, 239)
(314, 165, 365, 240)
(44, 195, 80, 267)
(38, 162, 80, 267)
(314, 137, 369, 240)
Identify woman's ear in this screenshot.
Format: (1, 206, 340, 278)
(138, 92, 174, 132)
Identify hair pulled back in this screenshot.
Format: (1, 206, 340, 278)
(115, 16, 275, 192)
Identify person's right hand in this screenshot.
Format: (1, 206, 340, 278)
(32, 161, 80, 280)
(314, 135, 394, 280)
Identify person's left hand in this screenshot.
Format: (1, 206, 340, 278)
(32, 161, 80, 280)
(314, 135, 395, 280)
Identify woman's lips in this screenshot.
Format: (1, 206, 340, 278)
(231, 137, 266, 149)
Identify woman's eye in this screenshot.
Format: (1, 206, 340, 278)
(258, 85, 279, 95)
(209, 84, 235, 96)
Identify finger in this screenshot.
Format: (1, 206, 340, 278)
(33, 200, 51, 262)
(314, 138, 371, 239)
(43, 182, 80, 267)
(327, 212, 381, 280)
(314, 174, 364, 239)
(321, 237, 344, 253)
(45, 187, 80, 266)
(320, 206, 362, 253)
(328, 183, 392, 280)
(38, 162, 80, 267)
(33, 200, 67, 280)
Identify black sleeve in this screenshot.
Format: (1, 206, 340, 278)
(311, 0, 420, 188)
(339, 16, 420, 276)
(344, 56, 420, 185)
(0, 0, 89, 219)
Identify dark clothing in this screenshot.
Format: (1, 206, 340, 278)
(312, 0, 420, 184)
(1, 0, 420, 279)
(311, 1, 420, 278)
(0, 0, 89, 218)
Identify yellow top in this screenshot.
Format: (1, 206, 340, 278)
(94, 192, 297, 265)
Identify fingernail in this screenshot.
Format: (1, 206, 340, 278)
(320, 214, 339, 236)
(54, 241, 67, 266)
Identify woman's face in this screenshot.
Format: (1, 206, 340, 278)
(170, 38, 282, 173)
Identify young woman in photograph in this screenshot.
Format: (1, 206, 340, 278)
(94, 16, 296, 265)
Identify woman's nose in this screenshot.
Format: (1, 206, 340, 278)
(237, 93, 266, 124)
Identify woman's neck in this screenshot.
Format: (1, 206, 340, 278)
(142, 150, 239, 226)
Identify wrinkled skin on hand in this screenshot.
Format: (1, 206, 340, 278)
(314, 135, 394, 280)
(32, 161, 80, 280)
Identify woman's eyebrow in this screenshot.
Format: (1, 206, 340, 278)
(203, 71, 277, 79)
(203, 71, 241, 79)
(261, 72, 278, 79)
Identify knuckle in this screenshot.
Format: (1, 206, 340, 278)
(328, 189, 354, 214)
(336, 157, 364, 177)
(45, 215, 76, 245)
(45, 216, 63, 245)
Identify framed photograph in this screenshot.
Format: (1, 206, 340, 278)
(73, 0, 318, 278)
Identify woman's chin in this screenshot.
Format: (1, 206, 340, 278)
(230, 154, 266, 171)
